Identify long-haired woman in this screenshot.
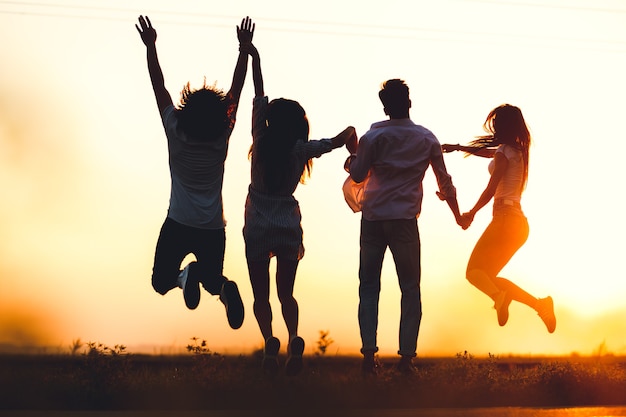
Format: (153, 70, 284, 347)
(241, 40, 356, 375)
(443, 104, 556, 333)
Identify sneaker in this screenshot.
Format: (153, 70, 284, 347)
(396, 356, 417, 376)
(493, 290, 511, 326)
(177, 266, 200, 310)
(536, 296, 556, 333)
(262, 336, 280, 376)
(361, 353, 380, 376)
(219, 280, 244, 329)
(285, 336, 305, 377)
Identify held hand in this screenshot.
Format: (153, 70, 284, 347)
(332, 126, 356, 148)
(346, 128, 358, 154)
(441, 144, 459, 153)
(239, 42, 259, 59)
(237, 16, 255, 45)
(135, 15, 157, 46)
(458, 211, 475, 230)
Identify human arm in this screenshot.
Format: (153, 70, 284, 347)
(442, 143, 496, 158)
(462, 151, 508, 224)
(135, 15, 173, 114)
(347, 135, 373, 183)
(332, 126, 357, 149)
(226, 17, 254, 105)
(430, 143, 466, 228)
(240, 42, 264, 97)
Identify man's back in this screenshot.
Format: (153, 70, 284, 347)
(349, 118, 440, 221)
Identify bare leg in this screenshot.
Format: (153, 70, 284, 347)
(494, 277, 538, 308)
(247, 259, 273, 341)
(276, 257, 299, 339)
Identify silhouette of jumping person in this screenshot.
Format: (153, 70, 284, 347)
(136, 15, 254, 329)
(239, 37, 356, 376)
(442, 104, 556, 333)
(346, 79, 464, 375)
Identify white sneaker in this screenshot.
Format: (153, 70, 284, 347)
(177, 266, 200, 310)
(493, 290, 511, 326)
(536, 296, 556, 333)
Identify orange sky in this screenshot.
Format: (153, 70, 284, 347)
(1, 0, 625, 357)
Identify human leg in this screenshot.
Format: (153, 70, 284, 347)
(467, 212, 536, 326)
(276, 257, 300, 339)
(151, 218, 200, 308)
(386, 219, 422, 358)
(247, 259, 273, 340)
(195, 228, 243, 328)
(276, 257, 304, 376)
(358, 219, 386, 355)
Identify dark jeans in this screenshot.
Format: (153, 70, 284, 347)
(358, 218, 422, 357)
(152, 217, 227, 296)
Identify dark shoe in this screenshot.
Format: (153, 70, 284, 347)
(178, 267, 200, 310)
(537, 296, 556, 333)
(396, 356, 417, 375)
(361, 354, 380, 376)
(262, 337, 280, 376)
(494, 290, 511, 326)
(220, 280, 244, 329)
(285, 336, 305, 377)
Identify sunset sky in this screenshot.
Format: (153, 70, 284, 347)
(1, 0, 625, 358)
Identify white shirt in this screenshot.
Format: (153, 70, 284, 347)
(349, 118, 456, 221)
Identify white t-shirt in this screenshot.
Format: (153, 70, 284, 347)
(161, 105, 234, 229)
(489, 144, 524, 203)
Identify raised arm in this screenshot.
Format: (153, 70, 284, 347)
(227, 17, 255, 104)
(135, 15, 173, 114)
(240, 40, 263, 97)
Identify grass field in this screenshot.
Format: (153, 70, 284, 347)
(1, 345, 625, 411)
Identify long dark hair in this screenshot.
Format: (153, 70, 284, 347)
(468, 104, 531, 189)
(253, 98, 312, 193)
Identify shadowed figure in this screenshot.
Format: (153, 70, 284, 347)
(442, 104, 556, 333)
(346, 79, 464, 376)
(239, 34, 356, 376)
(136, 15, 254, 329)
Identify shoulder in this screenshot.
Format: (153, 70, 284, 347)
(497, 144, 522, 160)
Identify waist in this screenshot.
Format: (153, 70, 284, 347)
(494, 199, 521, 209)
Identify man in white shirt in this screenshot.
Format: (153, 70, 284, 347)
(346, 79, 464, 374)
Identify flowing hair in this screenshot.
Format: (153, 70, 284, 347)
(467, 104, 531, 190)
(253, 98, 312, 193)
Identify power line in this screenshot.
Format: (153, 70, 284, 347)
(1, 1, 625, 53)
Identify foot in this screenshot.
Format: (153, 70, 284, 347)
(285, 336, 305, 377)
(536, 296, 556, 333)
(177, 267, 200, 310)
(396, 355, 417, 376)
(262, 336, 280, 376)
(361, 353, 380, 376)
(219, 280, 244, 329)
(493, 290, 511, 326)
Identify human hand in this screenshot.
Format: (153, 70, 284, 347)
(237, 16, 255, 45)
(458, 211, 474, 230)
(333, 126, 356, 148)
(239, 42, 259, 59)
(345, 127, 358, 153)
(441, 144, 459, 153)
(135, 15, 157, 46)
